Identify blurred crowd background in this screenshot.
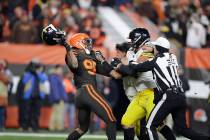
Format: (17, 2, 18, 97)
(0, 0, 209, 48)
(0, 0, 210, 135)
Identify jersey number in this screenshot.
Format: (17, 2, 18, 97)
(83, 59, 96, 75)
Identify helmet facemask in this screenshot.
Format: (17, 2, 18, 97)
(77, 38, 93, 54)
(129, 28, 150, 51)
(133, 31, 151, 46)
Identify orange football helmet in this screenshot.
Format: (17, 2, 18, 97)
(68, 33, 93, 54)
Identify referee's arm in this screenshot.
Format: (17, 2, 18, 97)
(117, 59, 156, 75)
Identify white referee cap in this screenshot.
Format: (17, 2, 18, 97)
(151, 37, 170, 49)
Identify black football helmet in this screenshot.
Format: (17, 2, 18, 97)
(41, 24, 66, 45)
(128, 28, 150, 49)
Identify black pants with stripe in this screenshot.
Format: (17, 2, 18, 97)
(146, 90, 210, 140)
(72, 84, 116, 140)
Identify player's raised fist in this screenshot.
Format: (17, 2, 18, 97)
(95, 51, 105, 62)
(41, 24, 66, 45)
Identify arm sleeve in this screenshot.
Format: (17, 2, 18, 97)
(132, 59, 156, 72)
(65, 53, 78, 73)
(117, 64, 134, 76)
(118, 59, 156, 75)
(96, 61, 113, 77)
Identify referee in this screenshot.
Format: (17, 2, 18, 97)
(117, 37, 210, 140)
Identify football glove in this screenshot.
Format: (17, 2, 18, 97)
(111, 58, 121, 68)
(95, 51, 105, 62)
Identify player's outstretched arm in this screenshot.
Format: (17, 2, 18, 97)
(117, 58, 156, 75)
(117, 63, 134, 75)
(95, 51, 122, 79)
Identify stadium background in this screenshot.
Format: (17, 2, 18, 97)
(0, 0, 209, 139)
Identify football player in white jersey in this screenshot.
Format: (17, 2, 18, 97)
(111, 28, 175, 140)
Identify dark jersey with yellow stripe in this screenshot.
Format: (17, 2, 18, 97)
(70, 51, 110, 88)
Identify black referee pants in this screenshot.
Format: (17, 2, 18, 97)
(146, 90, 210, 140)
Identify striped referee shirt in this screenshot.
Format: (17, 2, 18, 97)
(118, 52, 182, 93)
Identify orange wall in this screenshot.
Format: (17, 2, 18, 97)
(0, 43, 109, 65)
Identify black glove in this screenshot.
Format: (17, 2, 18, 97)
(52, 30, 65, 42)
(54, 31, 72, 51)
(111, 58, 121, 68)
(95, 51, 105, 62)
